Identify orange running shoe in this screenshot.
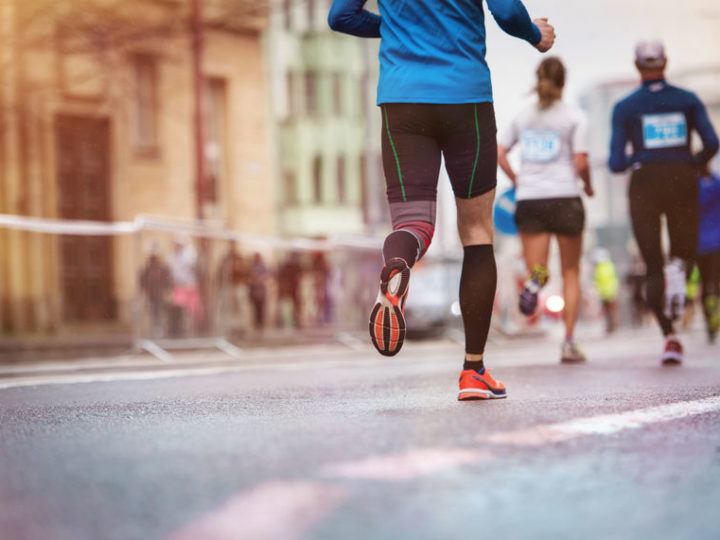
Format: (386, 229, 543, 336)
(458, 368, 507, 401)
(369, 257, 410, 356)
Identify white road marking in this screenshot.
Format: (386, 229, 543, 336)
(0, 357, 392, 390)
(1, 325, 690, 390)
(165, 396, 720, 538)
(0, 339, 469, 390)
(484, 395, 720, 446)
(0, 366, 268, 390)
(322, 395, 720, 483)
(167, 481, 347, 540)
(324, 448, 493, 481)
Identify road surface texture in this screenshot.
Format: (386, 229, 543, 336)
(1, 325, 719, 540)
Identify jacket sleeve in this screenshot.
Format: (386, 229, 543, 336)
(486, 0, 541, 45)
(608, 103, 629, 173)
(692, 94, 720, 166)
(328, 0, 381, 38)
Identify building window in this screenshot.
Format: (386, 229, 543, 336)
(307, 0, 315, 29)
(336, 156, 346, 203)
(359, 153, 368, 223)
(313, 155, 323, 204)
(283, 0, 292, 30)
(133, 54, 158, 152)
(305, 71, 317, 116)
(332, 73, 342, 116)
(284, 171, 298, 206)
(204, 77, 228, 204)
(360, 71, 369, 118)
(286, 72, 295, 116)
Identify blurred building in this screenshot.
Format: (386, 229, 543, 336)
(267, 0, 387, 238)
(0, 0, 275, 334)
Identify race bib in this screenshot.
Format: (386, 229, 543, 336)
(642, 112, 687, 149)
(520, 130, 561, 162)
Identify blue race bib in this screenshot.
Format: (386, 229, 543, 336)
(520, 130, 561, 163)
(642, 112, 687, 149)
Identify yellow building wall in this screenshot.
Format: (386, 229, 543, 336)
(0, 1, 274, 336)
(205, 30, 276, 236)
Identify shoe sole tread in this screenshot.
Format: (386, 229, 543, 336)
(369, 264, 410, 357)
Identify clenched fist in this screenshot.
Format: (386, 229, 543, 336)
(533, 18, 555, 53)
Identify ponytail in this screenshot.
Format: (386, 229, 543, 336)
(535, 57, 565, 109)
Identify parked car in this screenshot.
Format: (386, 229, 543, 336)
(404, 260, 462, 339)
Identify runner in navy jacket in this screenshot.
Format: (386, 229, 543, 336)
(608, 41, 719, 365)
(329, 0, 555, 401)
(609, 82, 718, 172)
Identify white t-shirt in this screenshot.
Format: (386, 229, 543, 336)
(498, 100, 589, 201)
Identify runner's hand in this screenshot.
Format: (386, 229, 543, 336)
(584, 184, 595, 197)
(533, 18, 555, 53)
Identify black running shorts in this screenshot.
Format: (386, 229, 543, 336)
(514, 197, 585, 236)
(380, 103, 497, 203)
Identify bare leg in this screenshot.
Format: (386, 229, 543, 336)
(456, 189, 495, 246)
(557, 233, 583, 339)
(519, 231, 551, 276)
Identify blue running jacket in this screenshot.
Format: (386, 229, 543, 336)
(328, 0, 541, 105)
(609, 79, 719, 172)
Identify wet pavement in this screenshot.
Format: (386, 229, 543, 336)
(1, 325, 719, 539)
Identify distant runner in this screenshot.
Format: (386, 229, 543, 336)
(697, 171, 720, 343)
(329, 0, 555, 400)
(497, 56, 594, 363)
(609, 41, 719, 364)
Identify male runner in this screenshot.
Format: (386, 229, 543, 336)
(698, 170, 720, 343)
(609, 41, 719, 364)
(328, 0, 555, 400)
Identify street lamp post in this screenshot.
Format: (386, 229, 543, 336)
(191, 0, 207, 221)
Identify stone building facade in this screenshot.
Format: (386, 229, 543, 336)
(0, 0, 275, 335)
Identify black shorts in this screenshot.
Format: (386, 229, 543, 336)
(514, 197, 585, 236)
(381, 102, 497, 203)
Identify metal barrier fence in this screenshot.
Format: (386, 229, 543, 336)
(1, 213, 605, 360)
(0, 214, 382, 360)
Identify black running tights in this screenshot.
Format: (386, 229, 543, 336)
(629, 164, 698, 337)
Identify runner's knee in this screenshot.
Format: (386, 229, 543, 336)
(456, 194, 494, 246)
(389, 200, 437, 260)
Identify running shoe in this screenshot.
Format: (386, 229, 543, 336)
(519, 265, 549, 316)
(560, 341, 587, 364)
(663, 258, 686, 321)
(661, 336, 683, 366)
(458, 368, 507, 401)
(369, 257, 410, 356)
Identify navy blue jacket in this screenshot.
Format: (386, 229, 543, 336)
(609, 79, 719, 172)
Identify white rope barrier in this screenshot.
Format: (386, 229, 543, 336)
(0, 213, 382, 250)
(0, 214, 136, 235)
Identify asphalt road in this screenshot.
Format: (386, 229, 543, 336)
(1, 325, 719, 540)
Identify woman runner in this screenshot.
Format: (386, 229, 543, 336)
(497, 57, 594, 363)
